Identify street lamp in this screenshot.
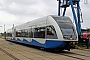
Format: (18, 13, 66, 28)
(4, 24, 5, 33)
(4, 24, 6, 39)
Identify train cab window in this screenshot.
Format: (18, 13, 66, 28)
(46, 26, 57, 39)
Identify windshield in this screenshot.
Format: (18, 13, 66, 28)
(61, 28, 75, 35)
(59, 23, 77, 40)
(52, 16, 77, 40)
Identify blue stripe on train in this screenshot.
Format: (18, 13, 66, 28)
(31, 39, 66, 48)
(6, 38, 66, 48)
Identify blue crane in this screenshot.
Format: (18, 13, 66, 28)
(57, 0, 81, 38)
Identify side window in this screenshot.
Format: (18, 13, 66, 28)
(34, 27, 45, 38)
(6, 29, 12, 37)
(24, 29, 29, 37)
(46, 25, 57, 39)
(21, 30, 26, 37)
(6, 32, 12, 37)
(16, 29, 32, 38)
(16, 30, 22, 37)
(29, 28, 33, 38)
(34, 28, 39, 38)
(16, 30, 25, 37)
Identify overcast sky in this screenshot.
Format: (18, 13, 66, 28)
(0, 0, 90, 33)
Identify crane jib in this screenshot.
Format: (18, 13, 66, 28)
(57, 0, 81, 36)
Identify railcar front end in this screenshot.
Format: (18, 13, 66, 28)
(6, 15, 78, 51)
(51, 16, 78, 50)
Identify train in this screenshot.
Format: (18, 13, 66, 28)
(6, 15, 78, 51)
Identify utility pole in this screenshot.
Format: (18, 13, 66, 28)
(4, 24, 5, 33)
(0, 26, 2, 35)
(4, 24, 6, 39)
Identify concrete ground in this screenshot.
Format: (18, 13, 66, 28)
(0, 49, 14, 60)
(0, 38, 90, 60)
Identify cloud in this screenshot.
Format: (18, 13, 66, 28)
(0, 0, 90, 33)
(0, 10, 19, 32)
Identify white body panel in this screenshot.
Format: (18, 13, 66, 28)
(47, 16, 64, 40)
(16, 37, 23, 41)
(6, 15, 78, 44)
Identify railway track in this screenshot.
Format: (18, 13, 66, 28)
(0, 39, 56, 60)
(0, 38, 90, 60)
(0, 48, 19, 60)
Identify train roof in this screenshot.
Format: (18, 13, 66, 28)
(15, 15, 70, 26)
(7, 15, 71, 31)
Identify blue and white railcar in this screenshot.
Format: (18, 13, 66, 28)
(6, 15, 78, 50)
